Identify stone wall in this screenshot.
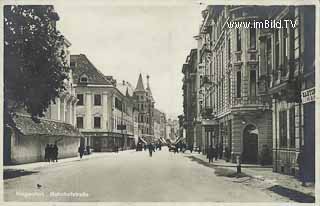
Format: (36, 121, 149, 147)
(10, 130, 80, 164)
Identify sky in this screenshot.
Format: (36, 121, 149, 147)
(54, 0, 204, 119)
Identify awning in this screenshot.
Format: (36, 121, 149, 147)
(174, 137, 186, 144)
(139, 137, 147, 144)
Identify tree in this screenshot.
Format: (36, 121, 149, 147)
(4, 5, 69, 123)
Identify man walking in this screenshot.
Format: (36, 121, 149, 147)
(53, 144, 58, 162)
(148, 143, 155, 157)
(78, 145, 85, 159)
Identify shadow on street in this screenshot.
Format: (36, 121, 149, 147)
(185, 155, 250, 178)
(4, 169, 39, 180)
(267, 185, 315, 203)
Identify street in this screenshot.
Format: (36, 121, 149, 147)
(4, 147, 289, 202)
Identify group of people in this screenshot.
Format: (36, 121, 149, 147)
(171, 143, 193, 154)
(206, 143, 224, 163)
(44, 144, 59, 162)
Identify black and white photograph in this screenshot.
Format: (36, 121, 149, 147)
(2, 0, 319, 204)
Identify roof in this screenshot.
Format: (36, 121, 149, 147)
(135, 73, 145, 92)
(71, 54, 112, 85)
(12, 114, 82, 137)
(117, 81, 135, 97)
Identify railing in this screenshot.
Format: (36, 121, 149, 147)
(200, 43, 211, 57)
(201, 106, 215, 119)
(231, 96, 264, 107)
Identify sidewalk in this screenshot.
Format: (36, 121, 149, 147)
(3, 149, 136, 171)
(184, 152, 315, 202)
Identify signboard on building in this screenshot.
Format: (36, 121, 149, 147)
(301, 87, 315, 104)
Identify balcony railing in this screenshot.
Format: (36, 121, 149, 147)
(231, 96, 264, 107)
(200, 43, 211, 57)
(201, 106, 215, 119)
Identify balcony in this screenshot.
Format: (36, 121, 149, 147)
(200, 43, 211, 57)
(231, 96, 269, 110)
(201, 106, 215, 119)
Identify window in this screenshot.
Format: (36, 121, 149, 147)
(94, 117, 101, 129)
(283, 28, 289, 72)
(266, 38, 272, 71)
(115, 97, 122, 111)
(289, 107, 296, 148)
(249, 28, 256, 49)
(80, 76, 88, 83)
(76, 117, 83, 129)
(70, 62, 76, 67)
(236, 28, 241, 51)
(250, 70, 256, 97)
(94, 94, 101, 106)
(279, 111, 287, 147)
(236, 71, 241, 98)
(77, 94, 84, 105)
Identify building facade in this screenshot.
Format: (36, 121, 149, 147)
(71, 54, 137, 152)
(195, 6, 273, 163)
(189, 5, 315, 180)
(133, 74, 156, 144)
(266, 6, 315, 181)
(182, 49, 198, 148)
(4, 20, 82, 165)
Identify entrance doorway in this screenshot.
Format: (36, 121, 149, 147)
(242, 124, 258, 163)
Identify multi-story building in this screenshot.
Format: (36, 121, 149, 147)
(153, 108, 162, 140)
(4, 19, 82, 165)
(182, 49, 198, 148)
(195, 6, 273, 163)
(133, 74, 155, 143)
(159, 112, 167, 141)
(166, 118, 180, 142)
(190, 5, 315, 181)
(265, 6, 315, 181)
(71, 54, 137, 152)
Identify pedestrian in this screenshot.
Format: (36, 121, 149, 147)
(198, 146, 201, 154)
(53, 144, 58, 162)
(49, 144, 54, 162)
(44, 144, 49, 162)
(208, 145, 214, 163)
(86, 145, 90, 155)
(78, 145, 85, 159)
(148, 143, 155, 157)
(190, 145, 193, 153)
(215, 143, 219, 160)
(144, 144, 147, 151)
(297, 146, 306, 186)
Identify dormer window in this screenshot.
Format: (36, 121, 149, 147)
(80, 74, 88, 83)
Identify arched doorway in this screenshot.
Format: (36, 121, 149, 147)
(242, 124, 258, 164)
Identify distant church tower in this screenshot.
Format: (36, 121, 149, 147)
(133, 74, 155, 141)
